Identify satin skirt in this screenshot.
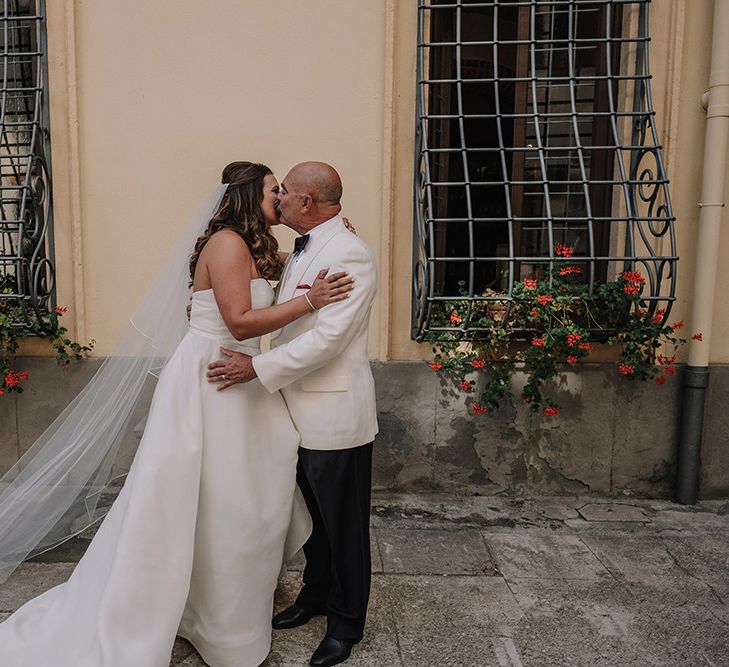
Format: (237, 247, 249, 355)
(0, 329, 309, 667)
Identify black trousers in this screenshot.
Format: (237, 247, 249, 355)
(295, 441, 373, 643)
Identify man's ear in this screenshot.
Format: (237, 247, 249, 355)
(301, 194, 313, 214)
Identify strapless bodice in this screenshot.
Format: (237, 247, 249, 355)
(189, 279, 274, 354)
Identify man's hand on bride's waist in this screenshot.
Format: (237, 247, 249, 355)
(207, 347, 256, 391)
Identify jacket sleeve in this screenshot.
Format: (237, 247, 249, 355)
(252, 244, 377, 393)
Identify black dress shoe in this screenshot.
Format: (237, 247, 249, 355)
(271, 604, 324, 630)
(309, 637, 354, 666)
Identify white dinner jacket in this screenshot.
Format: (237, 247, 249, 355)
(252, 215, 379, 450)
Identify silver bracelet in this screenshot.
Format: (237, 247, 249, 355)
(304, 293, 316, 312)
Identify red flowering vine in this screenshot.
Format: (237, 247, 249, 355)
(1, 303, 94, 396)
(426, 243, 690, 418)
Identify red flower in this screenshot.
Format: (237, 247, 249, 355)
(450, 312, 463, 326)
(566, 355, 578, 365)
(655, 376, 666, 385)
(459, 380, 472, 392)
(692, 332, 703, 341)
(656, 354, 676, 366)
(471, 404, 487, 415)
(671, 320, 685, 330)
(469, 359, 486, 369)
(623, 284, 640, 296)
(652, 308, 666, 324)
(554, 244, 574, 257)
(537, 294, 553, 305)
(55, 306, 68, 314)
(529, 308, 539, 319)
(618, 364, 635, 376)
(428, 362, 442, 372)
(566, 332, 583, 347)
(531, 337, 545, 348)
(559, 266, 582, 276)
(662, 366, 675, 376)
(621, 271, 645, 285)
(4, 371, 29, 388)
(577, 342, 593, 352)
(522, 278, 538, 290)
(0, 388, 4, 396)
(544, 406, 560, 417)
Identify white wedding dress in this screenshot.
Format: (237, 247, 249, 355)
(0, 279, 309, 667)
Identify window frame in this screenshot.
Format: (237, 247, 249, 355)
(412, 0, 676, 342)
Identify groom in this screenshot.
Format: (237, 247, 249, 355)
(207, 161, 378, 667)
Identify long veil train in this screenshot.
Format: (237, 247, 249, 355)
(0, 184, 227, 584)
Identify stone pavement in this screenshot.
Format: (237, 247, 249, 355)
(2, 493, 729, 666)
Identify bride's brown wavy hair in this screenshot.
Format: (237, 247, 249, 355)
(189, 161, 284, 285)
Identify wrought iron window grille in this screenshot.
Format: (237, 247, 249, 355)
(413, 0, 676, 341)
(0, 0, 55, 331)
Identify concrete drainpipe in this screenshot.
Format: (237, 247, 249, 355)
(676, 0, 729, 504)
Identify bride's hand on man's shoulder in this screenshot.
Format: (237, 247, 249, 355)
(342, 217, 357, 235)
(307, 268, 355, 309)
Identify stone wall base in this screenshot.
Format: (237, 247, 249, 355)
(2, 359, 728, 497)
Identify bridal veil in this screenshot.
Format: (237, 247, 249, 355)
(0, 184, 228, 583)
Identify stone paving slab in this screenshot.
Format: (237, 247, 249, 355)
(504, 577, 696, 667)
(649, 508, 729, 533)
(577, 535, 683, 582)
(2, 494, 729, 666)
(377, 528, 496, 575)
(622, 575, 729, 665)
(484, 533, 610, 580)
(577, 503, 650, 522)
(0, 562, 74, 612)
(657, 534, 729, 599)
(381, 575, 524, 667)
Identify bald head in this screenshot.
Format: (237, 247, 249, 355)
(278, 161, 343, 232)
(287, 161, 342, 205)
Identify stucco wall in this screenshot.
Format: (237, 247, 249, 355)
(33, 0, 729, 364)
(44, 0, 391, 358)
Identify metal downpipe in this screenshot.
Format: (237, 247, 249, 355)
(676, 0, 729, 504)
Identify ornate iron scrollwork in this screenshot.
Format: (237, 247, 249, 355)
(0, 0, 55, 332)
(413, 0, 676, 341)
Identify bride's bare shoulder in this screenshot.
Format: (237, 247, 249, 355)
(203, 229, 251, 258)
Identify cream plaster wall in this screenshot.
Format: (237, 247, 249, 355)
(40, 0, 729, 363)
(46, 0, 389, 357)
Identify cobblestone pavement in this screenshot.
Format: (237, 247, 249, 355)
(2, 493, 728, 666)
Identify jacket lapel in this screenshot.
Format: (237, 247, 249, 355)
(276, 253, 296, 304)
(279, 218, 344, 303)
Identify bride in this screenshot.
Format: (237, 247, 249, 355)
(0, 161, 354, 667)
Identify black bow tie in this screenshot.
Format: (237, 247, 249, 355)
(293, 234, 310, 254)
